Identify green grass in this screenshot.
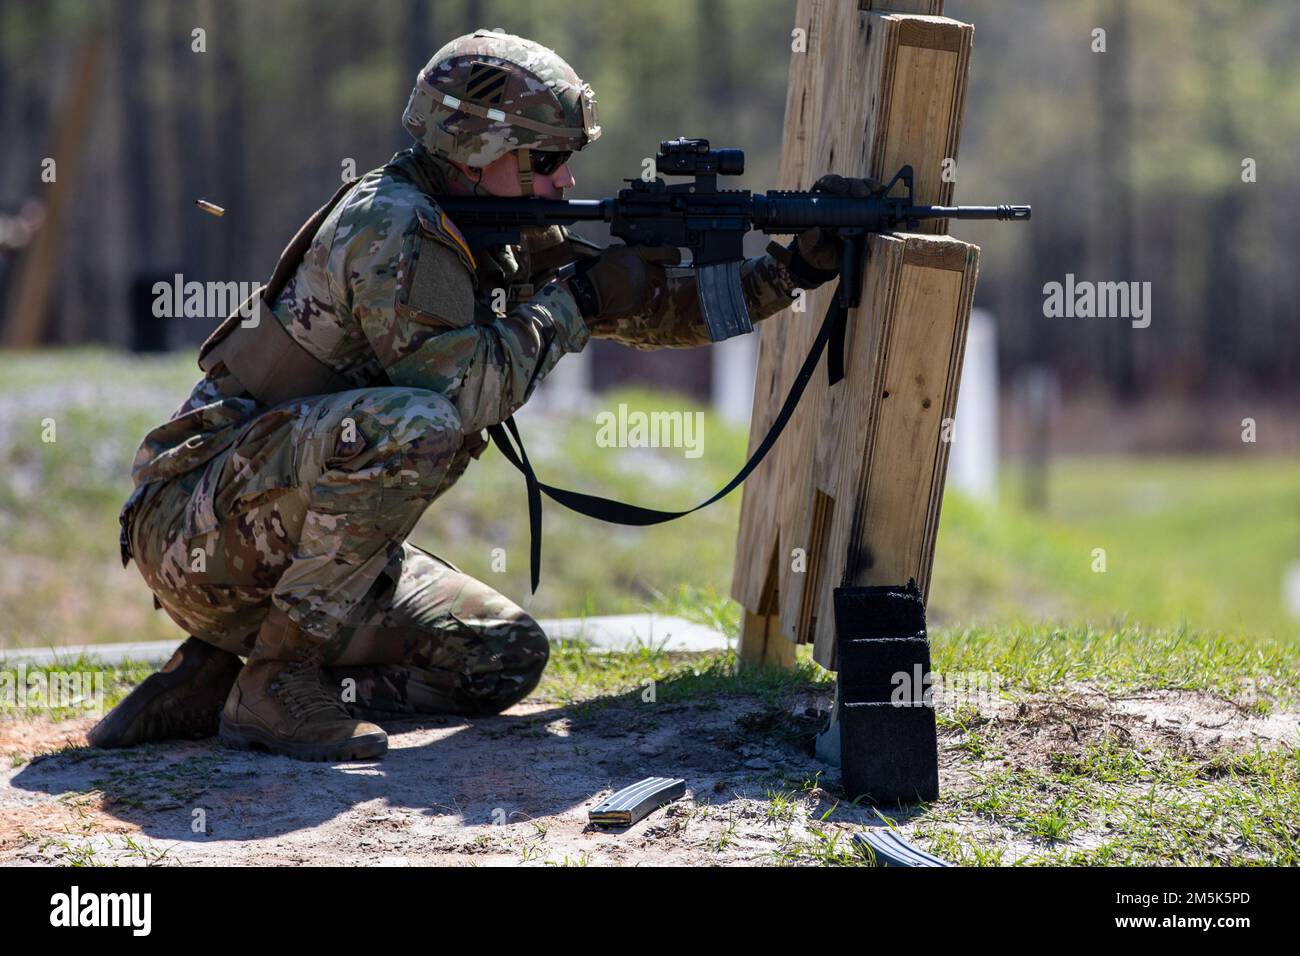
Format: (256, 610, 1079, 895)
(0, 655, 155, 720)
(934, 458, 1300, 639)
(916, 739, 1300, 866)
(538, 637, 829, 713)
(933, 624, 1299, 705)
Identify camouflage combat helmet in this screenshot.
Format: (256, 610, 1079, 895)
(402, 29, 601, 190)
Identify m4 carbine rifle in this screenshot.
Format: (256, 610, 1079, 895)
(434, 138, 1030, 592)
(435, 137, 1030, 346)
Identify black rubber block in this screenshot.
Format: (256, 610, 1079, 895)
(832, 582, 926, 641)
(838, 635, 933, 705)
(840, 701, 939, 804)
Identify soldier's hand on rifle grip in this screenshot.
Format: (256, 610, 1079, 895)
(567, 244, 682, 320)
(784, 174, 887, 289)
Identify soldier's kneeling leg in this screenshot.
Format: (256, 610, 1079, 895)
(128, 385, 468, 651)
(217, 388, 470, 759)
(326, 544, 550, 718)
(118, 386, 474, 755)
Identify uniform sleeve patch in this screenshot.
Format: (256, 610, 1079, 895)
(400, 224, 475, 328)
(416, 208, 476, 272)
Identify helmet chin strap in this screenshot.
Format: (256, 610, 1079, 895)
(516, 148, 535, 197)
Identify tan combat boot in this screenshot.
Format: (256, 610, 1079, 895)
(218, 608, 388, 762)
(87, 637, 244, 748)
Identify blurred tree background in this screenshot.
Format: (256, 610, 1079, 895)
(1, 0, 1297, 403)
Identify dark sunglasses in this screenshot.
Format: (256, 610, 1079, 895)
(531, 150, 572, 175)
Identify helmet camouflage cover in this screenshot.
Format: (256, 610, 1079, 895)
(402, 29, 601, 168)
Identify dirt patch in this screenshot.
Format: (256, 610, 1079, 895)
(1104, 688, 1298, 752)
(2, 685, 1295, 866)
(0, 717, 94, 757)
(1, 696, 848, 867)
(956, 682, 1299, 773)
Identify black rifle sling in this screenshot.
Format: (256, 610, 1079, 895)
(488, 290, 848, 592)
(827, 307, 848, 386)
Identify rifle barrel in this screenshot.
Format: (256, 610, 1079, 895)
(920, 205, 1032, 221)
(753, 193, 1031, 229)
(431, 194, 1031, 234)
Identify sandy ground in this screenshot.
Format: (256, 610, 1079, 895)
(1, 693, 842, 866)
(2, 684, 1296, 866)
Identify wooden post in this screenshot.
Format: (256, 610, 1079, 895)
(4, 41, 102, 347)
(735, 542, 798, 671)
(733, 0, 981, 671)
(810, 232, 979, 667)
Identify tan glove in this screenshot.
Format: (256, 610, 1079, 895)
(567, 245, 682, 319)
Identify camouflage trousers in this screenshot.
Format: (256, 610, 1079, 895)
(126, 386, 549, 717)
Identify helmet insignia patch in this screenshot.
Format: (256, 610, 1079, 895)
(465, 61, 509, 106)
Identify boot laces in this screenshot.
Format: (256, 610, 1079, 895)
(276, 663, 350, 721)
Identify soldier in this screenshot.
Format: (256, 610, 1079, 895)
(90, 29, 862, 762)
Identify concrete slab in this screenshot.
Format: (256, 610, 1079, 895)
(542, 614, 730, 653)
(0, 613, 732, 666)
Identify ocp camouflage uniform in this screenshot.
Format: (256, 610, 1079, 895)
(121, 137, 802, 718)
